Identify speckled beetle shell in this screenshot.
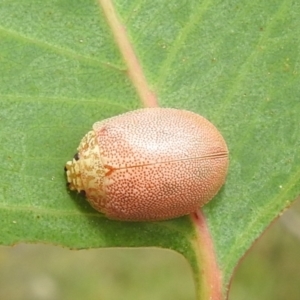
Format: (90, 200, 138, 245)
(65, 108, 229, 221)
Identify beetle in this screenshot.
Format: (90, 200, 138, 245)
(65, 108, 229, 221)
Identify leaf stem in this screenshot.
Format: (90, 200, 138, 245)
(98, 0, 158, 108)
(98, 2, 223, 298)
(190, 210, 223, 300)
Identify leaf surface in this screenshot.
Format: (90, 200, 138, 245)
(0, 0, 299, 298)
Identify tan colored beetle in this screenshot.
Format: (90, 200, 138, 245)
(65, 108, 229, 221)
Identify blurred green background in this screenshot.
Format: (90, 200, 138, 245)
(0, 199, 299, 300)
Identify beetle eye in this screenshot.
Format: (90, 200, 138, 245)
(79, 190, 86, 197)
(73, 153, 79, 161)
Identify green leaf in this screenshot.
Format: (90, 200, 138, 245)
(0, 0, 299, 299)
